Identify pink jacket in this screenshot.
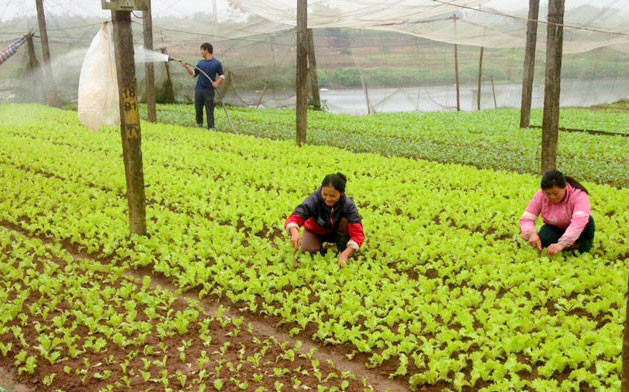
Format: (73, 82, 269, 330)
(520, 184, 591, 246)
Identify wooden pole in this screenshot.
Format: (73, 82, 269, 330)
(454, 44, 460, 112)
(541, 0, 565, 173)
(623, 273, 629, 392)
(160, 48, 175, 103)
(477, 46, 484, 111)
(35, 0, 58, 106)
(143, 0, 157, 122)
(218, 69, 232, 99)
(25, 34, 39, 72)
(256, 82, 268, 109)
(307, 28, 321, 110)
(453, 15, 460, 112)
(19, 34, 41, 103)
(296, 0, 308, 145)
(491, 75, 497, 109)
(112, 10, 147, 236)
(212, 0, 218, 43)
(359, 72, 374, 115)
(520, 0, 540, 128)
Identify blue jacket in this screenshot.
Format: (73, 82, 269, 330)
(195, 58, 224, 90)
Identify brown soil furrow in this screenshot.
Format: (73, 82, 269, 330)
(0, 223, 408, 392)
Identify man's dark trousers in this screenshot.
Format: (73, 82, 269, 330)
(195, 88, 215, 129)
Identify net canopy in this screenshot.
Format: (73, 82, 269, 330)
(228, 0, 629, 54)
(0, 0, 628, 114)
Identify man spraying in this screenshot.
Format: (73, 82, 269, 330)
(179, 43, 225, 130)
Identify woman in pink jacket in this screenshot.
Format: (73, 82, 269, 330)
(520, 170, 595, 255)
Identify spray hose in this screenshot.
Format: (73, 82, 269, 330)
(169, 56, 237, 134)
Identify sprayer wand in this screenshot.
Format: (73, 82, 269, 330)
(169, 56, 237, 134)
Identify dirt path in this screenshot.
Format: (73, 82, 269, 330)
(0, 367, 31, 392)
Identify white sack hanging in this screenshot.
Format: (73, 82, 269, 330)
(78, 21, 119, 131)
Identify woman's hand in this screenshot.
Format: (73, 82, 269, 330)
(527, 232, 542, 251)
(293, 248, 300, 269)
(290, 227, 301, 250)
(547, 243, 565, 256)
(338, 248, 354, 268)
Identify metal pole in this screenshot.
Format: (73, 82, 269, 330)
(112, 10, 147, 236)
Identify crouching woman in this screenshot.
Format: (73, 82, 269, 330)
(520, 170, 595, 255)
(285, 173, 365, 268)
